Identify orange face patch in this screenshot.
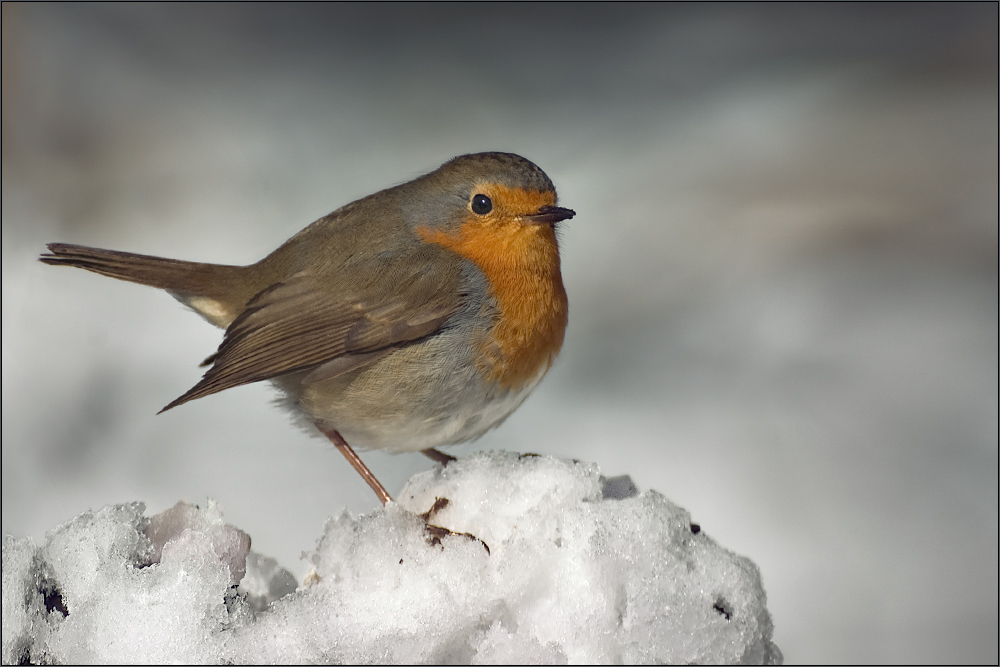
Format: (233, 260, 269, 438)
(468, 183, 556, 220)
(416, 185, 568, 390)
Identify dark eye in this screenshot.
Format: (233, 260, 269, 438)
(471, 193, 492, 215)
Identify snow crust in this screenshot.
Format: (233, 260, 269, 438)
(2, 452, 780, 664)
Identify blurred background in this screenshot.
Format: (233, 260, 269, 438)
(2, 4, 996, 663)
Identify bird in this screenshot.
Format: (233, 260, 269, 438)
(40, 152, 574, 506)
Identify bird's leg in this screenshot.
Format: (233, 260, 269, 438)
(315, 425, 487, 552)
(315, 423, 392, 505)
(421, 448, 456, 465)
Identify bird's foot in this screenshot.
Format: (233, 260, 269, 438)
(420, 497, 489, 555)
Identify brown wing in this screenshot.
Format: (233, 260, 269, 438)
(160, 248, 464, 412)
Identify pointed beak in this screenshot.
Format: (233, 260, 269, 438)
(525, 205, 576, 225)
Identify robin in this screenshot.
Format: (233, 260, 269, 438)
(40, 152, 574, 506)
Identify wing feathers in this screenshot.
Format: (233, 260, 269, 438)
(161, 255, 463, 412)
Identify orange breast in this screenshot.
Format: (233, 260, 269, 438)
(417, 188, 568, 390)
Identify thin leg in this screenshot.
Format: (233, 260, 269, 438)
(316, 423, 392, 505)
(421, 448, 456, 465)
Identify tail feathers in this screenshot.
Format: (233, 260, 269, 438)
(40, 242, 243, 299)
(40, 242, 252, 328)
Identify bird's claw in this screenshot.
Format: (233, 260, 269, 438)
(420, 497, 490, 555)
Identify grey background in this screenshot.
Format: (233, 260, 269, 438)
(2, 4, 996, 663)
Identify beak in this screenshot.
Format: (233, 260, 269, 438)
(525, 205, 576, 225)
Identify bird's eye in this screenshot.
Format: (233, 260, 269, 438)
(471, 193, 492, 215)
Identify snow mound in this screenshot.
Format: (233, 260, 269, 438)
(2, 451, 780, 664)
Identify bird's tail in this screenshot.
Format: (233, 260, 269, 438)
(40, 243, 248, 327)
